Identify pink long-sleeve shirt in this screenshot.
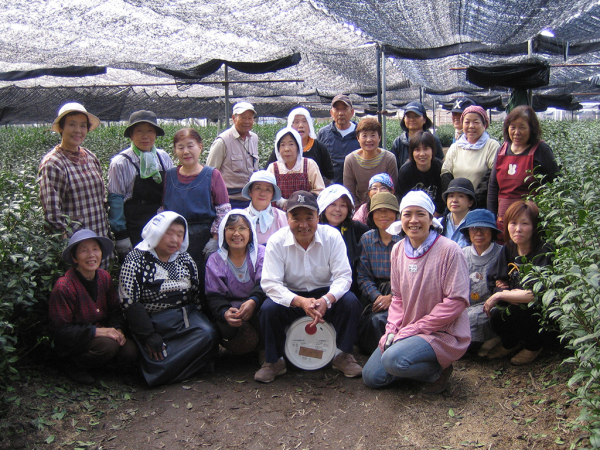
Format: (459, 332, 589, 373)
(382, 235, 471, 368)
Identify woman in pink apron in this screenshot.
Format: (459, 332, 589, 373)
(487, 106, 559, 239)
(266, 127, 325, 210)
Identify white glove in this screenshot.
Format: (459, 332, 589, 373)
(115, 238, 133, 260)
(276, 197, 288, 211)
(203, 238, 219, 257)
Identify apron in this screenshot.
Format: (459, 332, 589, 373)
(274, 158, 311, 199)
(494, 142, 540, 237)
(163, 166, 215, 296)
(122, 152, 167, 246)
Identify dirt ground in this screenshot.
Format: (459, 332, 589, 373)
(0, 348, 586, 450)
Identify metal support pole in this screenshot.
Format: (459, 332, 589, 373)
(381, 49, 387, 149)
(224, 65, 230, 128)
(376, 45, 382, 125)
(527, 39, 533, 106)
(432, 98, 436, 130)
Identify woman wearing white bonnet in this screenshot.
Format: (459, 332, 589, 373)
(362, 190, 471, 395)
(242, 170, 288, 245)
(265, 108, 334, 182)
(118, 211, 218, 386)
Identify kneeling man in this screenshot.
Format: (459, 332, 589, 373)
(256, 190, 363, 383)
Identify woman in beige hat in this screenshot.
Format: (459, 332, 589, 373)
(38, 103, 112, 266)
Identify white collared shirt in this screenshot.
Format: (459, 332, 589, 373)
(261, 224, 352, 306)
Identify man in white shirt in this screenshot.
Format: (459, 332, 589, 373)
(256, 190, 363, 383)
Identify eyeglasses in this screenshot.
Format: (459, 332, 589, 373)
(369, 186, 391, 193)
(469, 227, 489, 234)
(224, 226, 250, 234)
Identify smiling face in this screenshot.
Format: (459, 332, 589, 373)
(72, 238, 102, 278)
(59, 113, 90, 150)
(372, 207, 396, 232)
(508, 117, 531, 148)
(401, 206, 433, 248)
(462, 112, 486, 144)
(452, 112, 463, 131)
(446, 192, 474, 215)
(249, 181, 275, 210)
(232, 110, 255, 137)
(331, 101, 354, 131)
(174, 137, 202, 168)
(358, 130, 380, 153)
(278, 133, 299, 168)
(291, 114, 309, 143)
(155, 223, 185, 261)
(413, 143, 433, 171)
(224, 217, 251, 252)
(404, 111, 426, 133)
(507, 213, 533, 248)
(130, 123, 157, 152)
(324, 197, 350, 227)
(287, 207, 318, 248)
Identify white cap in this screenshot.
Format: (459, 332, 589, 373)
(232, 102, 256, 116)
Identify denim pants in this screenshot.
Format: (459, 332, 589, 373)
(363, 335, 442, 388)
(259, 288, 362, 364)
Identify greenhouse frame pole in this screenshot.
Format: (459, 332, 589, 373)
(382, 47, 387, 149)
(376, 45, 382, 124)
(224, 65, 230, 128)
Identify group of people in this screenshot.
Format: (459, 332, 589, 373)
(41, 95, 559, 393)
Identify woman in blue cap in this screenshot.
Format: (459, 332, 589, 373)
(459, 209, 503, 357)
(391, 101, 445, 169)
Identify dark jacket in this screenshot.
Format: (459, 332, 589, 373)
(391, 131, 444, 170)
(317, 122, 360, 185)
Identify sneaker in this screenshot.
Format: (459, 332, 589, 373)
(332, 352, 362, 378)
(477, 337, 501, 358)
(421, 365, 453, 395)
(510, 348, 542, 366)
(486, 342, 520, 360)
(254, 358, 286, 383)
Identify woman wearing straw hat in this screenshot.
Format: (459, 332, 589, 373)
(107, 110, 174, 259)
(362, 191, 470, 395)
(39, 103, 111, 259)
(48, 229, 138, 384)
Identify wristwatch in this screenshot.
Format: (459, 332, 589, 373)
(323, 296, 332, 309)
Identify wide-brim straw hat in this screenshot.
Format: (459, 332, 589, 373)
(52, 102, 100, 133)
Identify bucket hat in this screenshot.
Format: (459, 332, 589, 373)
(460, 209, 501, 238)
(441, 178, 477, 206)
(62, 229, 114, 265)
(242, 170, 282, 202)
(369, 192, 399, 214)
(124, 110, 165, 138)
(52, 103, 100, 133)
(401, 101, 432, 131)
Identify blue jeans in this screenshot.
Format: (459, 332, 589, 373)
(363, 335, 442, 388)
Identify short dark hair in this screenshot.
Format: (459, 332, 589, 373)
(503, 200, 541, 254)
(408, 131, 437, 163)
(503, 105, 542, 145)
(173, 128, 203, 147)
(172, 216, 187, 234)
(221, 214, 253, 251)
(58, 111, 91, 132)
(356, 116, 382, 137)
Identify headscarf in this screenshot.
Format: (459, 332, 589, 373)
(387, 190, 443, 235)
(457, 106, 490, 150)
(136, 211, 189, 262)
(317, 184, 355, 215)
(274, 127, 304, 172)
(287, 107, 317, 140)
(461, 105, 489, 128)
(217, 209, 260, 270)
(369, 173, 394, 191)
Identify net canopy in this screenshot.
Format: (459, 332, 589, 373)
(0, 0, 599, 124)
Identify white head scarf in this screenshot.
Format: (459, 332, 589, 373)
(217, 209, 260, 270)
(274, 127, 304, 172)
(317, 184, 355, 215)
(387, 190, 442, 235)
(287, 107, 317, 140)
(136, 211, 189, 261)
